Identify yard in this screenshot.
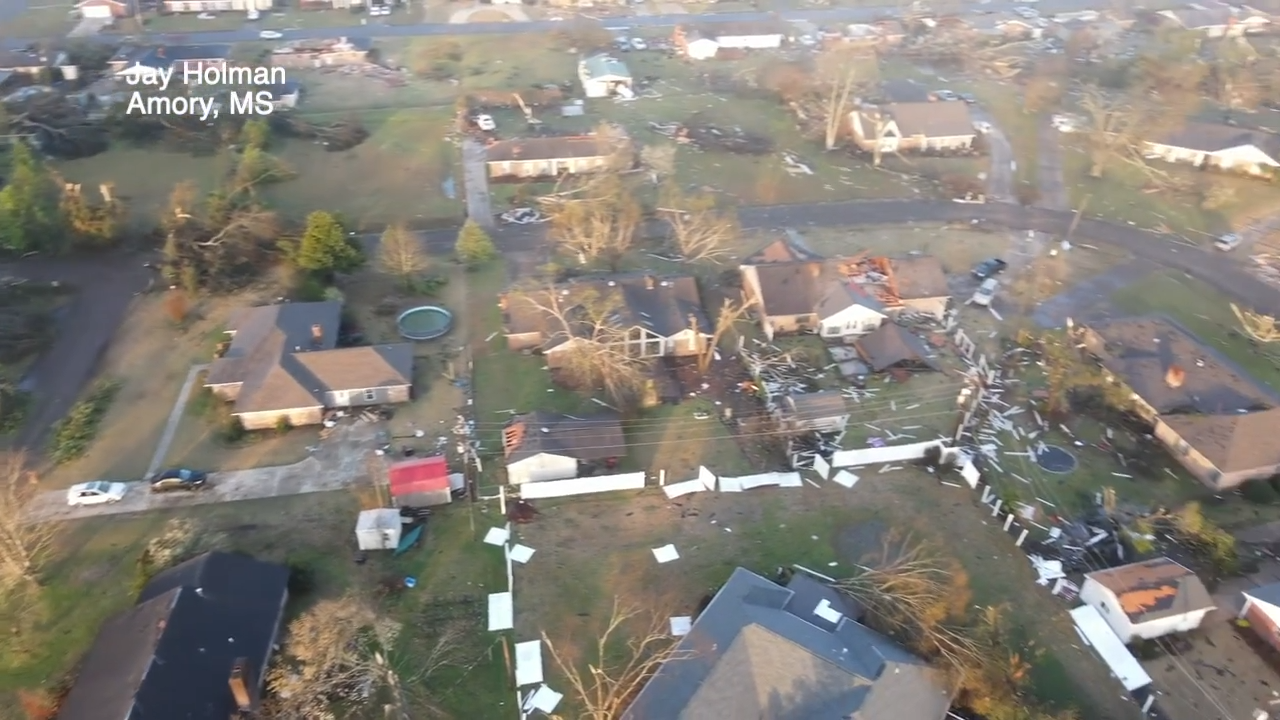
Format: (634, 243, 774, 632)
(0, 490, 509, 720)
(0, 4, 76, 38)
(508, 472, 1147, 720)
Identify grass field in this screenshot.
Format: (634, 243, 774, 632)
(0, 4, 76, 38)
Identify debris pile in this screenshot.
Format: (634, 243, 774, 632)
(320, 63, 407, 87)
(1250, 254, 1280, 288)
(500, 208, 547, 225)
(270, 115, 368, 151)
(647, 119, 773, 154)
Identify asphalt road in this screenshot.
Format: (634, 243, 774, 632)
(0, 0, 1157, 49)
(422, 199, 1280, 316)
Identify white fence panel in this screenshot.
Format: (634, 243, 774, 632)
(719, 472, 804, 492)
(831, 440, 948, 468)
(518, 472, 647, 500)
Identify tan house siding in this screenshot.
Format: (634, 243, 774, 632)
(322, 385, 411, 408)
(488, 155, 614, 179)
(667, 329, 704, 356)
(1153, 418, 1280, 489)
(209, 382, 244, 402)
(900, 296, 950, 320)
(237, 407, 324, 431)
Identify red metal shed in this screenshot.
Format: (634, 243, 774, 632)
(388, 456, 453, 507)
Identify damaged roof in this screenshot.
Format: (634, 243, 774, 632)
(749, 263, 824, 317)
(742, 234, 825, 265)
(502, 274, 709, 346)
(855, 324, 939, 372)
(486, 135, 628, 163)
(892, 255, 950, 299)
(1085, 558, 1215, 624)
(782, 391, 850, 420)
(878, 101, 976, 138)
(580, 54, 632, 79)
(1159, 408, 1280, 473)
(623, 567, 950, 720)
(503, 410, 627, 463)
(816, 280, 889, 320)
(1083, 316, 1278, 414)
(205, 302, 413, 415)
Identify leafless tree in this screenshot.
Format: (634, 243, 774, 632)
(697, 298, 751, 373)
(657, 188, 739, 264)
(542, 173, 642, 270)
(264, 593, 467, 720)
(815, 47, 877, 150)
(640, 143, 677, 183)
(379, 223, 429, 287)
(510, 285, 648, 405)
(0, 453, 55, 600)
(544, 598, 689, 720)
(1232, 303, 1280, 343)
(1077, 86, 1175, 185)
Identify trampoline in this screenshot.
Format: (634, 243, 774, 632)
(1036, 445, 1078, 474)
(396, 306, 453, 341)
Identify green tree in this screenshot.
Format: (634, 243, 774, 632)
(295, 211, 364, 276)
(0, 143, 65, 254)
(454, 219, 497, 267)
(239, 118, 271, 151)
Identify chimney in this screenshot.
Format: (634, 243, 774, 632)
(1165, 365, 1185, 389)
(156, 46, 165, 58)
(228, 658, 256, 712)
(311, 323, 323, 346)
(644, 275, 656, 290)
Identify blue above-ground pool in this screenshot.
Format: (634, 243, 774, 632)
(396, 306, 453, 341)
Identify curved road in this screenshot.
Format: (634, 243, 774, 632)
(420, 199, 1280, 315)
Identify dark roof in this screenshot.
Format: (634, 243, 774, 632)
(878, 101, 975, 138)
(1083, 316, 1277, 414)
(748, 263, 823, 317)
(205, 302, 413, 414)
(742, 235, 825, 265)
(1244, 581, 1280, 609)
(486, 135, 627, 163)
(126, 44, 232, 70)
(782, 391, 850, 421)
(856, 324, 939, 372)
(59, 552, 290, 720)
(1151, 121, 1280, 157)
(503, 275, 709, 346)
(1085, 557, 1215, 624)
(892, 255, 950, 299)
(0, 49, 51, 69)
(1159, 408, 1280, 473)
(503, 410, 627, 463)
(816, 280, 889, 320)
(623, 567, 949, 720)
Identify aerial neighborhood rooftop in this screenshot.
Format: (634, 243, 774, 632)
(7, 2, 1280, 719)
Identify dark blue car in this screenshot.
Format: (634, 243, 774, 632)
(149, 468, 209, 493)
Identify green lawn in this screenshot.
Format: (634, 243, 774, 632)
(0, 5, 76, 38)
(1111, 270, 1280, 393)
(259, 8, 366, 29)
(128, 12, 246, 32)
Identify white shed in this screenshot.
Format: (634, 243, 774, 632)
(1079, 557, 1216, 643)
(355, 508, 402, 550)
(685, 37, 720, 60)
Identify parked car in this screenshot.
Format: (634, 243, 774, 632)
(797, 34, 818, 47)
(933, 89, 959, 101)
(67, 480, 128, 506)
(958, 92, 977, 104)
(630, 37, 648, 50)
(971, 258, 1008, 279)
(474, 114, 496, 132)
(970, 278, 999, 307)
(258, 30, 282, 39)
(1215, 233, 1243, 251)
(149, 468, 209, 493)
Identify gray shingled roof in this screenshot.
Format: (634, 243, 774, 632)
(856, 324, 939, 372)
(623, 567, 950, 720)
(782, 392, 850, 422)
(503, 410, 627, 463)
(1159, 408, 1280, 474)
(880, 101, 975, 138)
(1152, 121, 1280, 157)
(816, 281, 889, 321)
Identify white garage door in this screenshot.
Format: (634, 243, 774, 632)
(81, 4, 113, 17)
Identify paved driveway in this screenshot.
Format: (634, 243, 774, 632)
(974, 109, 1014, 202)
(27, 421, 378, 523)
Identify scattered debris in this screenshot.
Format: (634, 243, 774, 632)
(652, 544, 681, 563)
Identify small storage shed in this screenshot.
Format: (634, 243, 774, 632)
(388, 455, 453, 507)
(355, 508, 402, 551)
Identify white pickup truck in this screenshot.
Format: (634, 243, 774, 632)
(970, 278, 999, 307)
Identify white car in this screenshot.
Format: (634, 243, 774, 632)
(67, 480, 127, 507)
(970, 278, 999, 307)
(1215, 233, 1243, 251)
(630, 38, 647, 51)
(797, 34, 817, 47)
(474, 114, 496, 132)
(258, 30, 283, 39)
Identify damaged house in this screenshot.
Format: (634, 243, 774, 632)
(1079, 557, 1215, 643)
(502, 410, 628, 484)
(849, 101, 977, 154)
(774, 391, 851, 433)
(739, 236, 952, 340)
(204, 301, 413, 431)
(624, 566, 953, 720)
(855, 323, 942, 373)
(270, 37, 372, 68)
(500, 274, 711, 368)
(1080, 315, 1280, 489)
(578, 54, 633, 99)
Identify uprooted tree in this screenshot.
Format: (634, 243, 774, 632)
(1232, 303, 1280, 343)
(506, 284, 648, 406)
(160, 180, 281, 294)
(833, 534, 1080, 720)
(544, 598, 689, 720)
(1076, 85, 1176, 186)
(697, 297, 751, 373)
(264, 593, 468, 720)
(542, 173, 643, 271)
(0, 453, 56, 601)
(657, 186, 739, 263)
(815, 47, 878, 151)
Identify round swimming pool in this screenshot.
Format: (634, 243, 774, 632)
(397, 306, 453, 341)
(1036, 445, 1078, 474)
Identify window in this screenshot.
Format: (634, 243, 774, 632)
(363, 388, 377, 402)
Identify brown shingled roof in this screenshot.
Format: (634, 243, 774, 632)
(1159, 408, 1280, 473)
(1086, 558, 1214, 624)
(892, 255, 949, 299)
(485, 135, 627, 163)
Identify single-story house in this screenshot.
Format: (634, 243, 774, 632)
(1079, 557, 1216, 643)
(1158, 7, 1270, 37)
(77, 0, 131, 18)
(270, 37, 372, 68)
(0, 49, 70, 77)
(849, 101, 977, 153)
(578, 54, 632, 99)
(164, 0, 271, 13)
(204, 301, 414, 431)
(739, 236, 953, 339)
(502, 410, 628, 484)
(387, 455, 454, 507)
(774, 391, 851, 433)
(623, 566, 952, 720)
(1143, 122, 1280, 178)
(110, 44, 232, 76)
(485, 133, 632, 180)
(855, 323, 941, 372)
(59, 552, 290, 720)
(676, 28, 723, 60)
(1240, 582, 1280, 653)
(262, 81, 302, 110)
(1080, 316, 1280, 488)
(500, 274, 710, 368)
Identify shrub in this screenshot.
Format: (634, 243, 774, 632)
(219, 415, 247, 444)
(293, 275, 328, 302)
(49, 380, 120, 464)
(275, 416, 292, 435)
(132, 548, 158, 596)
(0, 385, 31, 435)
(1242, 479, 1278, 505)
(286, 557, 318, 599)
(164, 290, 189, 325)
